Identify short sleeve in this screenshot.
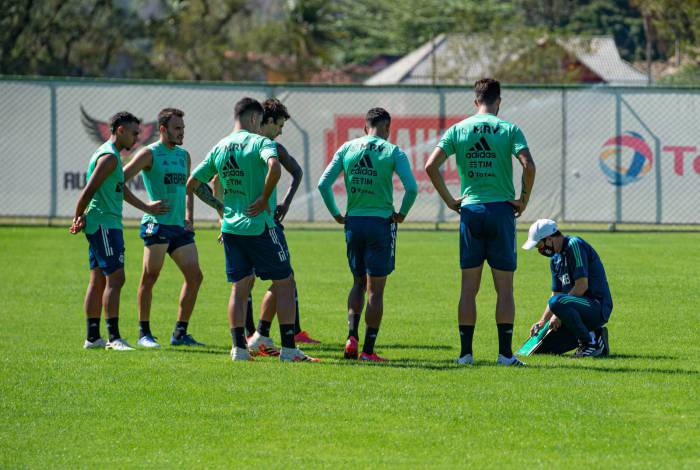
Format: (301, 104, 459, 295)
(259, 137, 278, 162)
(191, 147, 218, 183)
(511, 125, 528, 155)
(568, 238, 590, 281)
(437, 125, 457, 157)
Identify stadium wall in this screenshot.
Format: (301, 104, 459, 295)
(1, 77, 699, 225)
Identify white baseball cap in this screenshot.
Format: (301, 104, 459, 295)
(522, 219, 558, 250)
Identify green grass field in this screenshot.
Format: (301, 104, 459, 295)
(1, 227, 698, 468)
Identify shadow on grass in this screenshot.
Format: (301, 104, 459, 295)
(312, 342, 452, 352)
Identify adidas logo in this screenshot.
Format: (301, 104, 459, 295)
(350, 154, 377, 176)
(222, 156, 244, 177)
(465, 137, 496, 159)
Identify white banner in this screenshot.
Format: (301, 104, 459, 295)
(0, 78, 698, 224)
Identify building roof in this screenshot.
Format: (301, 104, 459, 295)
(365, 34, 648, 86)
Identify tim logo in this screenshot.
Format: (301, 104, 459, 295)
(599, 131, 653, 186)
(80, 105, 158, 154)
(324, 114, 464, 194)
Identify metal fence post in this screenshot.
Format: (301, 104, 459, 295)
(436, 87, 446, 226)
(614, 90, 622, 223)
(50, 83, 58, 223)
(560, 88, 567, 222)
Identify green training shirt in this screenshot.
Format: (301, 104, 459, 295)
(141, 141, 189, 227)
(437, 113, 528, 205)
(84, 140, 124, 234)
(317, 135, 418, 218)
(192, 130, 278, 236)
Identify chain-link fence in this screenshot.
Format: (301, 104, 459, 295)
(1, 77, 699, 225)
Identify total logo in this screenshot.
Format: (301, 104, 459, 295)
(599, 131, 700, 186)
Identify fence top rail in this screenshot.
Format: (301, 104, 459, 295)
(1, 74, 699, 92)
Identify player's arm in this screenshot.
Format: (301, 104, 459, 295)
(70, 153, 117, 233)
(425, 147, 461, 213)
(317, 151, 345, 224)
(508, 149, 536, 218)
(247, 158, 281, 217)
(393, 150, 418, 223)
(185, 152, 194, 231)
(187, 177, 224, 218)
(122, 147, 153, 181)
(568, 277, 589, 297)
(123, 185, 169, 215)
(275, 143, 303, 223)
(566, 238, 589, 297)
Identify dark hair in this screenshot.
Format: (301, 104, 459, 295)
(262, 98, 290, 124)
(109, 111, 141, 134)
(234, 97, 264, 119)
(365, 107, 391, 127)
(158, 108, 184, 128)
(474, 78, 501, 105)
(552, 230, 562, 237)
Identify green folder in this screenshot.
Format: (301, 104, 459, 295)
(515, 321, 551, 356)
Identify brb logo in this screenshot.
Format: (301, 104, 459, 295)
(599, 131, 653, 186)
(599, 130, 700, 185)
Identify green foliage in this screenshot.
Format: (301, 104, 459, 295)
(1, 227, 699, 466)
(657, 63, 700, 85)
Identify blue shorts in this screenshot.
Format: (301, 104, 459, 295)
(460, 202, 516, 271)
(222, 225, 292, 282)
(345, 216, 397, 277)
(86, 226, 125, 275)
(140, 222, 195, 254)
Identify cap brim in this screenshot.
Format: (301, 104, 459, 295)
(522, 239, 538, 250)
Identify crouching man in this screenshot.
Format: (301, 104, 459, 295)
(522, 219, 612, 357)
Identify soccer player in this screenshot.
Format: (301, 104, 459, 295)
(186, 97, 317, 362)
(123, 108, 205, 348)
(425, 78, 536, 366)
(317, 107, 418, 362)
(243, 98, 320, 356)
(70, 111, 168, 351)
(522, 219, 612, 357)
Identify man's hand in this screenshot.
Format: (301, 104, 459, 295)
(391, 212, 405, 223)
(507, 198, 527, 218)
(246, 197, 269, 217)
(184, 219, 194, 232)
(69, 215, 85, 234)
(548, 316, 561, 331)
(334, 214, 346, 225)
(274, 202, 289, 223)
(530, 320, 546, 336)
(146, 200, 170, 215)
(217, 218, 223, 244)
(446, 197, 462, 213)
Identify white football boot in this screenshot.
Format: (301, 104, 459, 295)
(231, 347, 254, 362)
(455, 354, 473, 365)
(497, 354, 526, 366)
(247, 332, 280, 357)
(105, 338, 135, 351)
(83, 338, 107, 349)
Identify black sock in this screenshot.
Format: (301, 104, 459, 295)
(293, 287, 302, 335)
(280, 323, 296, 349)
(348, 313, 361, 340)
(231, 327, 247, 349)
(139, 321, 152, 339)
(257, 320, 272, 338)
(459, 324, 475, 357)
(497, 323, 514, 358)
(245, 295, 256, 337)
(362, 327, 379, 355)
(86, 318, 101, 342)
(106, 317, 120, 342)
(173, 321, 188, 339)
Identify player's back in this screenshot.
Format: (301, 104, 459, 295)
(208, 130, 277, 235)
(141, 141, 188, 226)
(340, 135, 402, 217)
(85, 141, 124, 234)
(440, 114, 528, 205)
